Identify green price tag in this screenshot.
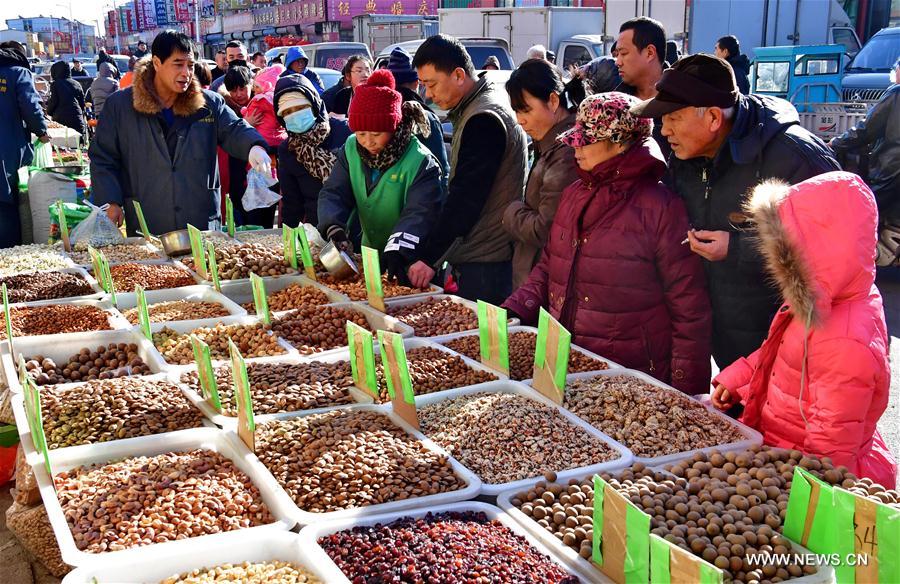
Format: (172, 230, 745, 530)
(592, 473, 651, 582)
(477, 300, 509, 376)
(132, 200, 152, 241)
(2, 284, 13, 358)
(533, 307, 571, 404)
(225, 198, 235, 238)
(100, 251, 116, 306)
(187, 224, 208, 279)
(87, 245, 102, 288)
(295, 225, 316, 280)
(228, 339, 255, 452)
(206, 242, 221, 292)
(282, 225, 298, 269)
(190, 334, 222, 412)
(250, 272, 270, 324)
(347, 321, 377, 398)
(361, 245, 385, 312)
(377, 330, 417, 429)
(17, 353, 28, 390)
(593, 474, 605, 567)
(783, 466, 834, 553)
(135, 285, 152, 340)
(650, 534, 724, 584)
(22, 372, 52, 478)
(56, 200, 71, 251)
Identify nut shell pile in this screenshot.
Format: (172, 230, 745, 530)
(23, 342, 151, 385)
(255, 410, 466, 512)
(0, 271, 94, 303)
(161, 561, 320, 584)
(418, 392, 618, 484)
(107, 263, 196, 292)
(564, 375, 744, 458)
(388, 297, 479, 336)
(40, 377, 204, 448)
(271, 305, 371, 354)
(242, 283, 331, 314)
(443, 331, 609, 380)
(373, 346, 497, 401)
(122, 300, 231, 324)
(54, 449, 274, 553)
(153, 322, 285, 364)
(0, 304, 113, 338)
(180, 361, 356, 416)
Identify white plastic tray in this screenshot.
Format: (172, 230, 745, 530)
(30, 427, 295, 567)
(225, 404, 483, 526)
(0, 328, 168, 394)
(65, 237, 167, 266)
(0, 298, 132, 339)
(112, 285, 248, 333)
(217, 274, 351, 309)
(7, 266, 105, 307)
(62, 530, 341, 584)
(296, 501, 595, 583)
(432, 324, 625, 380)
(383, 293, 520, 336)
(412, 380, 632, 496)
(526, 369, 763, 468)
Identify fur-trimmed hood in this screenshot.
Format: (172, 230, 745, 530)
(132, 57, 205, 117)
(743, 171, 878, 325)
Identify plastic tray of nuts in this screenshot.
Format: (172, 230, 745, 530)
(64, 237, 167, 266)
(524, 370, 763, 468)
(226, 404, 483, 526)
(412, 380, 632, 496)
(61, 530, 342, 583)
(0, 298, 133, 339)
(92, 260, 206, 296)
(217, 274, 351, 308)
(431, 325, 626, 381)
(29, 427, 296, 567)
(0, 329, 168, 394)
(5, 266, 105, 307)
(296, 501, 597, 583)
(112, 285, 248, 333)
(381, 294, 520, 336)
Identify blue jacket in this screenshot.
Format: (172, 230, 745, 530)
(281, 46, 324, 94)
(0, 49, 46, 202)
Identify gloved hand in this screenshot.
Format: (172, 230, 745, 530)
(326, 225, 353, 254)
(383, 250, 411, 286)
(248, 145, 271, 175)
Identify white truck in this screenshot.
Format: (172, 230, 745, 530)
(352, 14, 440, 56)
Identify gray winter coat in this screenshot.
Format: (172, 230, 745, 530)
(89, 59, 265, 236)
(89, 62, 119, 116)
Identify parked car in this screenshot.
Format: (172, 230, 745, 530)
(264, 42, 371, 72)
(309, 66, 342, 90)
(374, 37, 515, 70)
(842, 26, 900, 107)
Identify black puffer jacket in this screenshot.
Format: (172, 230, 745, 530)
(727, 54, 751, 94)
(667, 94, 840, 368)
(47, 60, 86, 135)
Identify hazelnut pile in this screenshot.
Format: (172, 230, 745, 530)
(184, 243, 297, 280)
(271, 306, 371, 355)
(0, 304, 113, 338)
(388, 298, 479, 336)
(152, 323, 285, 364)
(241, 283, 331, 314)
(23, 343, 151, 385)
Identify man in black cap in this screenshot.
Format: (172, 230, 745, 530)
(632, 54, 839, 369)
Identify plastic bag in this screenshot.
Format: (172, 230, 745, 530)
(69, 201, 125, 247)
(14, 445, 40, 506)
(0, 388, 15, 425)
(242, 169, 281, 211)
(0, 425, 18, 486)
(31, 140, 54, 169)
(48, 201, 92, 242)
(6, 502, 72, 578)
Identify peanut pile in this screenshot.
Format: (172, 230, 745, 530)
(108, 263, 196, 292)
(122, 300, 231, 324)
(161, 561, 320, 584)
(0, 304, 113, 338)
(153, 323, 286, 364)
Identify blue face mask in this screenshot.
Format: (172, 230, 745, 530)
(284, 108, 316, 134)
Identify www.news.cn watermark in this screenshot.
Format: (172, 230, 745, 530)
(746, 553, 871, 567)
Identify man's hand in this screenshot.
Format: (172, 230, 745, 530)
(248, 145, 271, 175)
(325, 226, 353, 254)
(38, 134, 51, 143)
(407, 261, 435, 289)
(244, 109, 264, 127)
(688, 229, 729, 262)
(105, 203, 124, 227)
(711, 383, 739, 411)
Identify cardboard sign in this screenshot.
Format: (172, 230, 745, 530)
(592, 474, 651, 584)
(206, 241, 221, 292)
(784, 466, 834, 553)
(2, 284, 13, 358)
(135, 285, 152, 340)
(347, 321, 377, 398)
(650, 534, 724, 584)
(225, 198, 236, 238)
(282, 225, 298, 269)
(56, 200, 71, 251)
(132, 200, 152, 241)
(295, 225, 316, 280)
(187, 224, 208, 279)
(228, 339, 255, 452)
(378, 330, 417, 429)
(89, 246, 117, 305)
(477, 300, 509, 376)
(532, 307, 571, 404)
(832, 486, 900, 583)
(190, 334, 222, 412)
(250, 273, 270, 324)
(361, 245, 386, 312)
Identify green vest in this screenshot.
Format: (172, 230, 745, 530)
(345, 135, 428, 252)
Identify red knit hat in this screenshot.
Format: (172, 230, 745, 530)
(348, 69, 402, 133)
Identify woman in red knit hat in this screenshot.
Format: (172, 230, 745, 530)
(318, 69, 444, 284)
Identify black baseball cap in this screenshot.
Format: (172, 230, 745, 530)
(632, 54, 739, 118)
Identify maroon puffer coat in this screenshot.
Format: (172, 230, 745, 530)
(503, 139, 712, 393)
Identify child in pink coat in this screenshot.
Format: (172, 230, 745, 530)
(242, 65, 288, 148)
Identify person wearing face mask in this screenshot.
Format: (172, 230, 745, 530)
(318, 69, 444, 285)
(274, 73, 352, 227)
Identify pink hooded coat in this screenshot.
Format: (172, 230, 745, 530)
(715, 171, 896, 488)
(241, 65, 287, 147)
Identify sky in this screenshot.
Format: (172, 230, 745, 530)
(0, 0, 112, 35)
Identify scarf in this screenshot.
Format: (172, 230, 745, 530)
(287, 119, 337, 181)
(356, 101, 431, 171)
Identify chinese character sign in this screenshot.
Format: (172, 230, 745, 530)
(328, 0, 435, 24)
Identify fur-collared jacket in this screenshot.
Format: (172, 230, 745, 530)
(715, 172, 896, 488)
(89, 58, 265, 235)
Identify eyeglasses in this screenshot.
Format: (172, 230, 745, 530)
(351, 67, 371, 75)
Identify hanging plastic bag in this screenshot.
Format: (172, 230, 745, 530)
(31, 140, 54, 169)
(6, 502, 72, 577)
(69, 201, 125, 247)
(242, 169, 281, 211)
(48, 201, 92, 243)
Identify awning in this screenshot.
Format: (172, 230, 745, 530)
(205, 33, 224, 43)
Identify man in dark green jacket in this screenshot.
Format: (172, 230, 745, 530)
(90, 31, 269, 236)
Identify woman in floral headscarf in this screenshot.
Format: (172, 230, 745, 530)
(504, 92, 712, 394)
